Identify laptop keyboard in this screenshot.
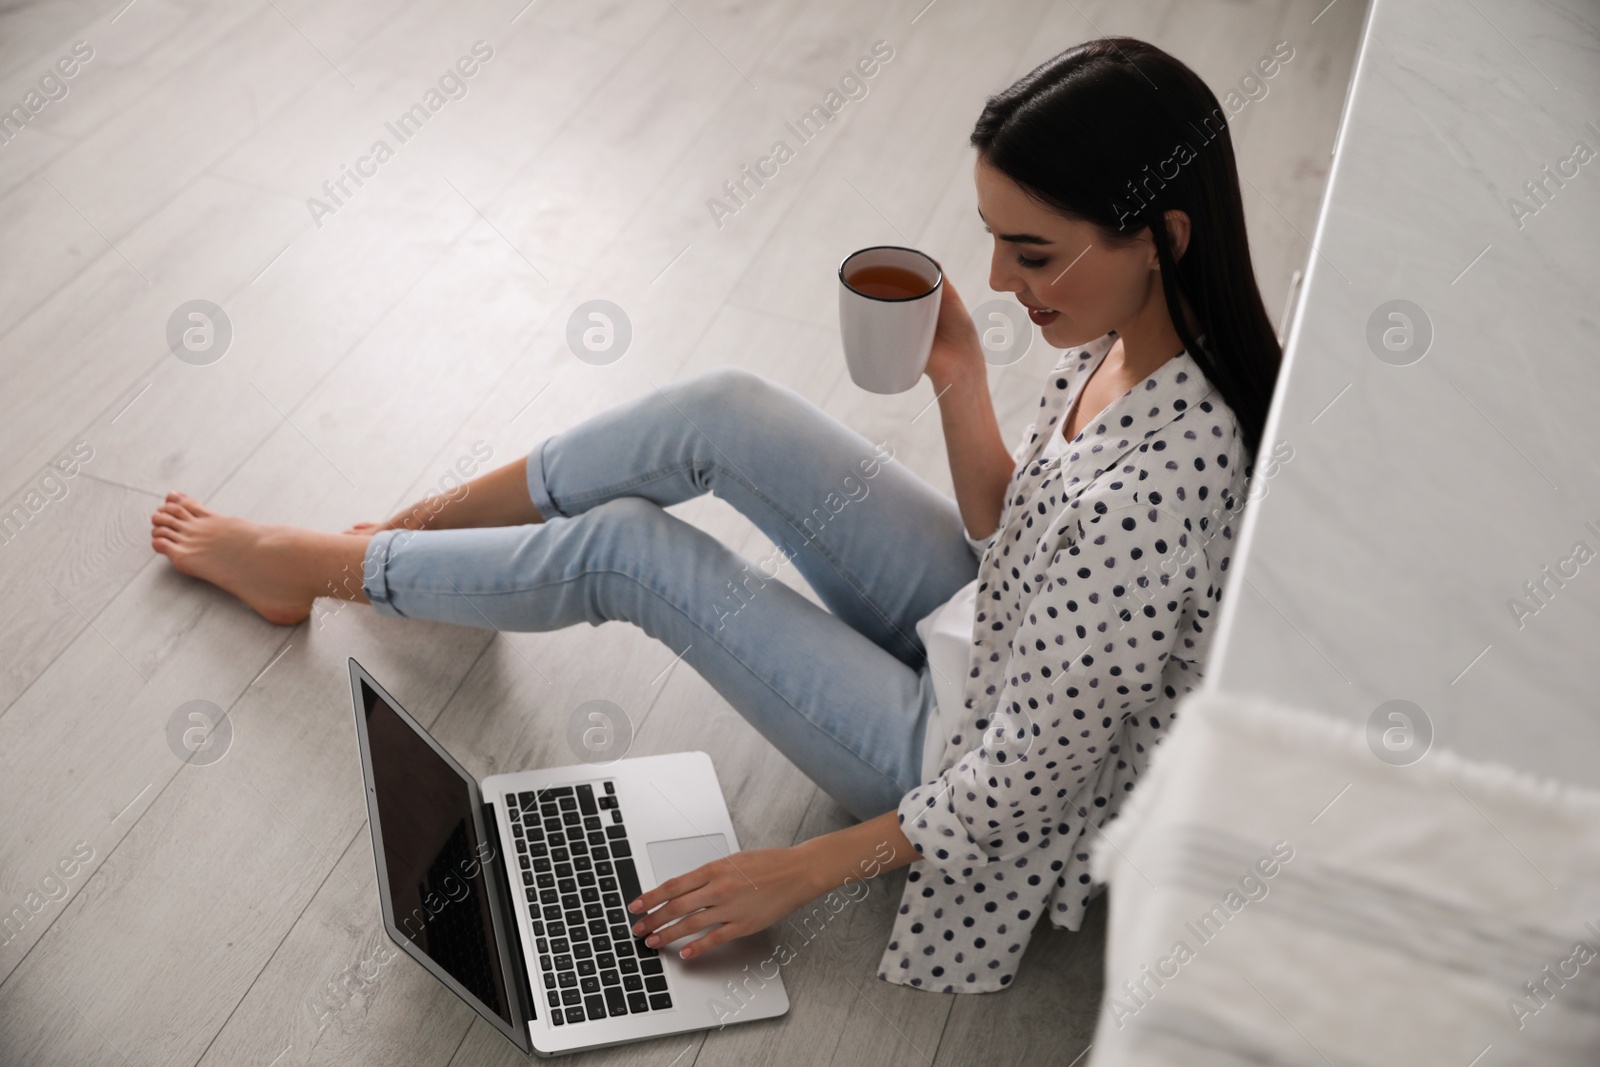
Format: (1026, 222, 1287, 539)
(506, 781, 673, 1026)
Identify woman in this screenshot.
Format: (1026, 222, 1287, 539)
(150, 37, 1280, 994)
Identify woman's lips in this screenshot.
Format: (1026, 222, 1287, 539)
(1026, 306, 1059, 326)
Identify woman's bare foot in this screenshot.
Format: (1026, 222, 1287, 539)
(151, 492, 372, 626)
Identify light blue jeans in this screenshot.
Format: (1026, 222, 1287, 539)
(362, 368, 980, 819)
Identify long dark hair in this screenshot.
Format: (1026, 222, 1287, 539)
(970, 37, 1280, 456)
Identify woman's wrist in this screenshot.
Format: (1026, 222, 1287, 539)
(792, 811, 917, 898)
(928, 344, 986, 395)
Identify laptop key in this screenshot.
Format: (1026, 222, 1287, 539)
(546, 786, 574, 798)
(577, 784, 598, 816)
(579, 975, 600, 995)
(584, 995, 606, 1021)
(576, 959, 597, 977)
(600, 968, 620, 986)
(550, 937, 570, 954)
(561, 989, 583, 1007)
(612, 858, 643, 907)
(543, 972, 557, 990)
(610, 840, 632, 859)
(622, 973, 643, 991)
(558, 972, 576, 988)
(619, 958, 639, 975)
(604, 986, 627, 1016)
(564, 1006, 585, 1025)
(626, 992, 648, 1014)
(649, 993, 673, 1011)
(644, 975, 669, 993)
(640, 958, 664, 975)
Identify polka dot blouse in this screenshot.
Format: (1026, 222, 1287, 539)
(881, 330, 1253, 994)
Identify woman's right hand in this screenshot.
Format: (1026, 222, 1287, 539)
(923, 275, 986, 392)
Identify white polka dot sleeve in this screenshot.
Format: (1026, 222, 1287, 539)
(896, 498, 1200, 880)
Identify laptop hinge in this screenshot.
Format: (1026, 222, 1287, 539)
(481, 800, 536, 1024)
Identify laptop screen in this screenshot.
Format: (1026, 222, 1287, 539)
(353, 669, 527, 1048)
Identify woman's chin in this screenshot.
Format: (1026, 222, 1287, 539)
(1039, 317, 1086, 348)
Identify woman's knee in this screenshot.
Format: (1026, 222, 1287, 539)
(668, 366, 801, 432)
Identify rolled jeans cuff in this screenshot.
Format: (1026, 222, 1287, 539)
(362, 528, 404, 613)
(524, 438, 561, 520)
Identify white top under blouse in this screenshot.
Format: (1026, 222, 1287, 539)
(882, 329, 1250, 993)
(915, 428, 1072, 780)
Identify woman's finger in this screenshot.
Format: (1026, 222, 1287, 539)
(646, 905, 726, 949)
(633, 886, 715, 937)
(630, 865, 713, 916)
(678, 921, 741, 960)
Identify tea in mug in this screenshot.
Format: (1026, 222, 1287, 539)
(845, 264, 934, 299)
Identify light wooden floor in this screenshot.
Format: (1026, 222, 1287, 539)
(0, 1, 1364, 1064)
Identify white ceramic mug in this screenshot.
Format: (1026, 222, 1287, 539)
(837, 245, 943, 394)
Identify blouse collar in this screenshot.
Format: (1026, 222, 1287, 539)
(1023, 331, 1219, 486)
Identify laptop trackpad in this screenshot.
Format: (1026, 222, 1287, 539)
(645, 834, 729, 951)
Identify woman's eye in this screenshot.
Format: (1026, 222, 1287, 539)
(1017, 253, 1048, 269)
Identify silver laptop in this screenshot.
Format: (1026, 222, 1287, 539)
(347, 659, 789, 1056)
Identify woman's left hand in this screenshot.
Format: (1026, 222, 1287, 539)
(627, 846, 823, 960)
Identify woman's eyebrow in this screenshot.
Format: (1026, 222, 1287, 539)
(977, 208, 1053, 246)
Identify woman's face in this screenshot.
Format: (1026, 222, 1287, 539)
(974, 155, 1162, 350)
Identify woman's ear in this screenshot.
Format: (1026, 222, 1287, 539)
(1161, 209, 1192, 264)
